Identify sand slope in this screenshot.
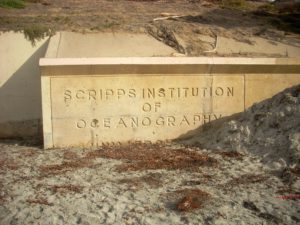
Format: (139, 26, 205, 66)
(180, 85, 300, 170)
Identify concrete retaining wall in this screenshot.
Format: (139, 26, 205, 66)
(40, 57, 300, 148)
(1, 31, 299, 145)
(0, 31, 176, 139)
(0, 31, 49, 138)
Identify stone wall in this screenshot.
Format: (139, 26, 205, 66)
(40, 57, 300, 148)
(0, 32, 48, 139)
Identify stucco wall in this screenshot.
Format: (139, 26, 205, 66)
(0, 31, 176, 139)
(0, 31, 49, 138)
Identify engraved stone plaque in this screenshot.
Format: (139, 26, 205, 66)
(40, 57, 300, 148)
(43, 75, 243, 147)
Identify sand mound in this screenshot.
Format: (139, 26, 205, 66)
(180, 84, 300, 169)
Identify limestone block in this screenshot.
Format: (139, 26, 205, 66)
(40, 57, 300, 148)
(44, 74, 243, 147)
(245, 74, 300, 108)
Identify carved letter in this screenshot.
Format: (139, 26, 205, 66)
(103, 118, 111, 128)
(117, 89, 126, 99)
(117, 118, 127, 128)
(177, 88, 181, 98)
(142, 117, 151, 126)
(76, 119, 86, 129)
(131, 117, 139, 127)
(99, 89, 103, 100)
(183, 87, 189, 97)
(180, 115, 190, 126)
(105, 89, 114, 100)
(192, 88, 199, 97)
(215, 87, 224, 96)
(227, 87, 234, 97)
(76, 90, 85, 99)
(64, 90, 72, 103)
(167, 116, 176, 126)
(147, 88, 155, 99)
(213, 114, 222, 120)
(88, 89, 97, 100)
(193, 115, 202, 125)
(91, 119, 99, 128)
(158, 88, 165, 97)
(169, 88, 175, 98)
(142, 88, 145, 98)
(156, 116, 165, 126)
(203, 114, 211, 124)
(142, 103, 152, 112)
(129, 89, 136, 98)
(154, 102, 161, 112)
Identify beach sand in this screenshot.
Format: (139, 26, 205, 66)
(0, 140, 299, 225)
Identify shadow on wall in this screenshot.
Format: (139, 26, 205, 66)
(173, 111, 243, 148)
(0, 39, 49, 139)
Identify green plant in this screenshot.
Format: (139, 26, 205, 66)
(258, 3, 277, 13)
(23, 25, 55, 46)
(24, 0, 41, 2)
(0, 0, 25, 9)
(220, 0, 248, 10)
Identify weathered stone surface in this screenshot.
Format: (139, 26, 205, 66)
(0, 31, 177, 139)
(0, 31, 48, 138)
(46, 75, 243, 147)
(245, 74, 300, 108)
(40, 58, 300, 148)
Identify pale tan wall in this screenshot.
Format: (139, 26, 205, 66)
(40, 58, 300, 148)
(1, 30, 299, 143)
(245, 74, 300, 108)
(45, 32, 176, 58)
(0, 31, 175, 139)
(0, 31, 49, 138)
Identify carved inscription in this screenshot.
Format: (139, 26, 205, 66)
(49, 75, 245, 147)
(64, 87, 234, 103)
(63, 86, 234, 131)
(76, 114, 222, 129)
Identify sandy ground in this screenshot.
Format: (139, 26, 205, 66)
(0, 140, 299, 225)
(0, 0, 300, 56)
(179, 85, 300, 169)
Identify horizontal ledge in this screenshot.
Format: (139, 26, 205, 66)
(40, 57, 300, 66)
(39, 57, 300, 75)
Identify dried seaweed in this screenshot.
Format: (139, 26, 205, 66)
(118, 173, 163, 189)
(26, 197, 53, 206)
(39, 159, 93, 176)
(224, 174, 268, 188)
(175, 189, 211, 212)
(0, 158, 19, 171)
(217, 151, 244, 160)
(85, 143, 217, 172)
(63, 151, 80, 160)
(48, 184, 83, 194)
